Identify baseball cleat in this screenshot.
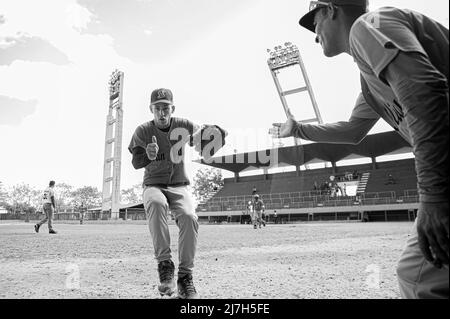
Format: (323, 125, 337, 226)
(49, 229, 57, 234)
(177, 274, 198, 299)
(157, 260, 176, 296)
(34, 224, 40, 233)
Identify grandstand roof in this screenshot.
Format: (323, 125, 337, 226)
(196, 131, 412, 174)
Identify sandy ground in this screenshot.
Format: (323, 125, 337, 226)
(0, 220, 414, 299)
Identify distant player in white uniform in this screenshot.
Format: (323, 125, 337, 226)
(34, 180, 57, 234)
(129, 88, 226, 299)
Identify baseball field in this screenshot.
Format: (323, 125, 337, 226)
(0, 220, 413, 299)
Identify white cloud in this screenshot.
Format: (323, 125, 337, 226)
(65, 2, 95, 32)
(0, 95, 38, 125)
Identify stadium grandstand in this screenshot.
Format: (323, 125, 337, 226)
(194, 131, 418, 224)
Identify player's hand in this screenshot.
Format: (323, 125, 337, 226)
(417, 201, 449, 269)
(269, 108, 297, 138)
(146, 136, 159, 161)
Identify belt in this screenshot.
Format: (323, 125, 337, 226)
(145, 182, 190, 188)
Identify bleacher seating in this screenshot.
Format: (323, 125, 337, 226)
(213, 169, 336, 198)
(364, 159, 417, 197)
(196, 158, 418, 213)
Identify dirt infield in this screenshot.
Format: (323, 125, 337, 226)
(0, 220, 414, 299)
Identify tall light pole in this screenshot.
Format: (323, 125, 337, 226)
(101, 69, 124, 220)
(267, 42, 323, 170)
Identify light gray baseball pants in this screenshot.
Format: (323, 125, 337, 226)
(37, 203, 54, 230)
(143, 185, 199, 275)
(396, 218, 449, 299)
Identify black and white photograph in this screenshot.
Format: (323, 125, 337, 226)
(0, 0, 448, 313)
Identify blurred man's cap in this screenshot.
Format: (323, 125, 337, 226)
(299, 0, 368, 33)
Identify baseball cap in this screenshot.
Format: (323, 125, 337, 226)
(299, 0, 368, 33)
(150, 88, 174, 106)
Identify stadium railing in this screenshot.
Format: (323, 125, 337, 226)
(196, 191, 420, 212)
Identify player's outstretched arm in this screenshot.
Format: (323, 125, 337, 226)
(270, 106, 378, 144)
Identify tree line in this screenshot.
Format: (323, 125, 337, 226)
(0, 181, 146, 214)
(0, 168, 223, 214)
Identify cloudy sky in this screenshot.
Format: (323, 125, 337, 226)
(0, 0, 448, 192)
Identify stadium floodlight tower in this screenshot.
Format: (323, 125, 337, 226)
(101, 69, 124, 220)
(267, 42, 323, 169)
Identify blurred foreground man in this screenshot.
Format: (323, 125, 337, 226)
(272, 0, 449, 298)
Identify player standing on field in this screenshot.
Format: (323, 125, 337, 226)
(271, 0, 449, 298)
(129, 88, 226, 299)
(253, 194, 266, 229)
(34, 180, 57, 234)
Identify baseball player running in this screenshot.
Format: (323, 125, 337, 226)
(129, 88, 226, 299)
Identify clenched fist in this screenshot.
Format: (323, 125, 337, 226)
(417, 201, 449, 269)
(146, 136, 159, 161)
